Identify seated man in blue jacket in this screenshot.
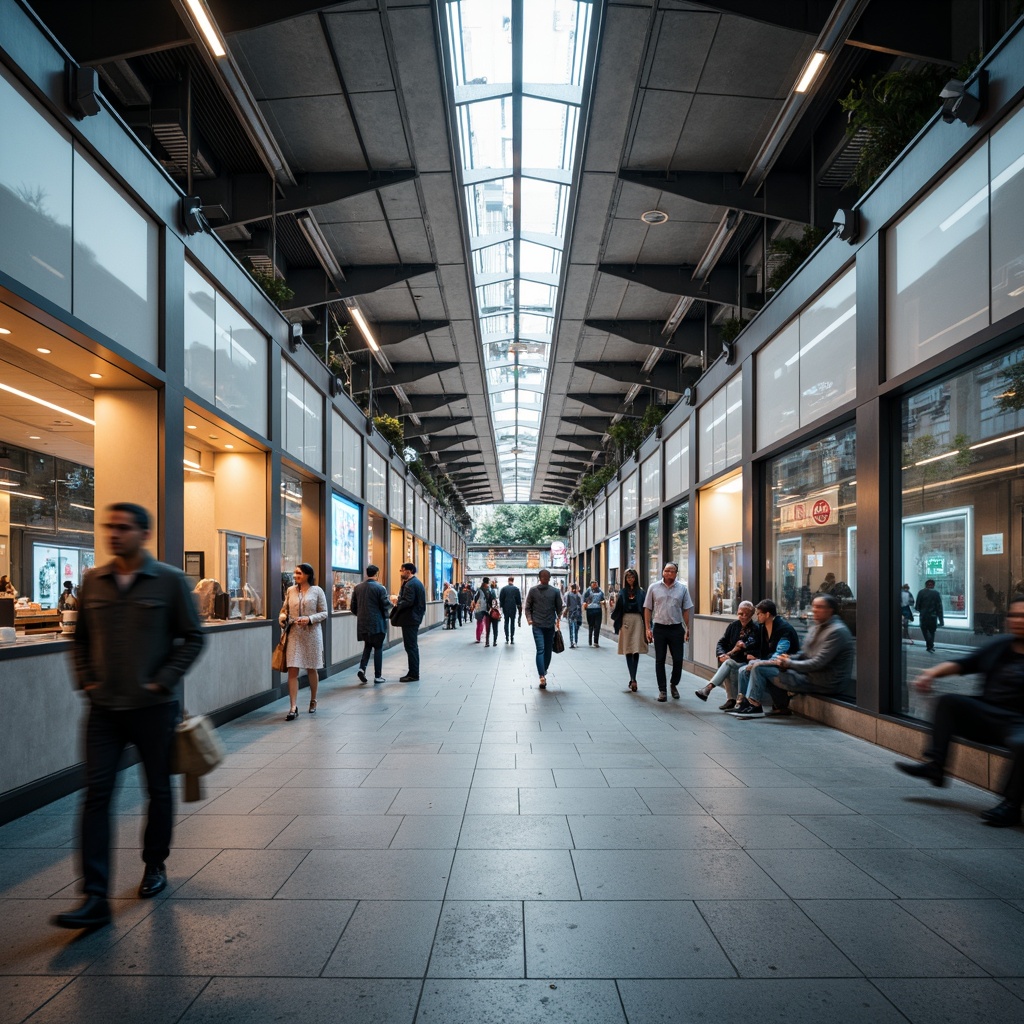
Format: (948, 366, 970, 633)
(731, 599, 799, 718)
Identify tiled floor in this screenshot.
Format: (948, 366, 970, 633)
(2, 626, 1024, 1023)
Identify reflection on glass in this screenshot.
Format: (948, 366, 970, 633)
(991, 99, 1024, 322)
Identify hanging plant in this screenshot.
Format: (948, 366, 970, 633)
(718, 317, 750, 344)
(766, 226, 826, 294)
(248, 264, 295, 307)
(373, 414, 404, 451)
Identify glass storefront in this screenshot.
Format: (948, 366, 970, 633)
(668, 501, 688, 573)
(644, 515, 660, 589)
(765, 426, 857, 659)
(698, 472, 742, 614)
(898, 342, 1024, 718)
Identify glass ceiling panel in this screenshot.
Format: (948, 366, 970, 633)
(446, 0, 594, 501)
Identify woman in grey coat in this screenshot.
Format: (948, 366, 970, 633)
(279, 563, 328, 719)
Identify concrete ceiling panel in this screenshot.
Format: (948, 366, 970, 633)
(379, 180, 425, 220)
(388, 217, 433, 264)
(348, 91, 412, 168)
(617, 283, 679, 319)
(438, 264, 475, 319)
(672, 93, 781, 169)
(638, 221, 710, 263)
(362, 286, 419, 321)
(626, 89, 693, 169)
(560, 266, 596, 319)
(699, 17, 810, 99)
(322, 220, 397, 264)
(261, 96, 364, 172)
(325, 12, 396, 93)
(583, 5, 653, 173)
(646, 10, 719, 92)
(232, 18, 341, 100)
(566, 173, 617, 262)
(586, 276, 629, 318)
(317, 192, 386, 224)
(411, 286, 450, 320)
(419, 174, 467, 264)
(603, 217, 651, 261)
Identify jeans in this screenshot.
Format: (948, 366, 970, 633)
(652, 623, 686, 692)
(359, 632, 385, 678)
(81, 701, 179, 896)
(708, 659, 742, 699)
(745, 663, 781, 705)
(504, 613, 517, 642)
(587, 611, 602, 645)
(926, 694, 1024, 805)
(401, 624, 420, 677)
(532, 625, 555, 678)
(568, 619, 580, 646)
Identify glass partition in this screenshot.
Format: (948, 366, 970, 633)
(641, 452, 660, 514)
(700, 371, 743, 479)
(664, 425, 690, 500)
(281, 359, 323, 471)
(991, 98, 1024, 323)
(621, 471, 638, 524)
(330, 412, 362, 497)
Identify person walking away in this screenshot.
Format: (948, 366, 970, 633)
(350, 564, 391, 684)
(279, 563, 329, 719)
(916, 579, 944, 652)
(611, 568, 647, 692)
(565, 583, 583, 648)
(525, 569, 564, 689)
(472, 576, 492, 644)
(643, 562, 693, 701)
(458, 582, 471, 626)
(485, 580, 501, 646)
(53, 503, 205, 930)
(583, 580, 606, 647)
(443, 581, 459, 629)
(900, 583, 915, 642)
(896, 594, 1024, 827)
(499, 575, 523, 644)
(391, 562, 426, 681)
(694, 601, 756, 708)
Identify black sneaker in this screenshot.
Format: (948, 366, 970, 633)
(357, 669, 367, 684)
(733, 704, 763, 717)
(766, 707, 793, 718)
(895, 760, 947, 787)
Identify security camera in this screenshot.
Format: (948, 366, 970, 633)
(940, 74, 984, 126)
(833, 208, 859, 244)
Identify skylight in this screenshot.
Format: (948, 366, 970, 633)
(444, 0, 594, 501)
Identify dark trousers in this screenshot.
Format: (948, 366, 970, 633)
(458, 605, 467, 625)
(401, 624, 420, 677)
(81, 701, 179, 896)
(652, 623, 686, 692)
(487, 615, 499, 644)
(533, 625, 555, 677)
(504, 613, 517, 642)
(625, 652, 640, 679)
(587, 611, 602, 645)
(445, 605, 457, 629)
(926, 694, 1024, 805)
(920, 616, 939, 651)
(359, 632, 385, 677)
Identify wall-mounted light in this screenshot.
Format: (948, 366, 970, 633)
(795, 50, 827, 94)
(288, 322, 303, 353)
(683, 386, 697, 407)
(67, 65, 101, 119)
(723, 340, 737, 365)
(832, 208, 859, 244)
(940, 72, 985, 126)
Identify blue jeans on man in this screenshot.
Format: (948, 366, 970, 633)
(532, 625, 554, 679)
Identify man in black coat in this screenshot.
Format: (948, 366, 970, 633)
(915, 578, 945, 652)
(897, 594, 1024, 827)
(391, 562, 426, 681)
(498, 576, 523, 645)
(350, 564, 391, 684)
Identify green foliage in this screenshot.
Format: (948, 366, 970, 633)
(471, 505, 570, 545)
(578, 463, 616, 503)
(248, 264, 295, 307)
(839, 57, 980, 193)
(902, 432, 974, 484)
(325, 322, 349, 376)
(767, 226, 826, 294)
(718, 317, 750, 344)
(995, 363, 1024, 412)
(373, 414, 404, 451)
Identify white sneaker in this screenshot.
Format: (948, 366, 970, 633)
(374, 677, 385, 685)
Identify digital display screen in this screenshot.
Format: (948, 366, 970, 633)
(331, 493, 361, 573)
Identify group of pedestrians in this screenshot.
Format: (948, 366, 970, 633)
(442, 581, 474, 630)
(900, 579, 945, 651)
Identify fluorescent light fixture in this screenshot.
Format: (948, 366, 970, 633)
(969, 428, 1024, 450)
(11, 492, 48, 500)
(347, 303, 378, 352)
(0, 481, 20, 488)
(392, 385, 411, 407)
(624, 383, 643, 404)
(795, 51, 827, 93)
(183, 459, 201, 469)
(640, 348, 662, 375)
(297, 213, 343, 280)
(185, 0, 226, 57)
(694, 210, 740, 282)
(0, 381, 95, 426)
(663, 296, 694, 337)
(70, 502, 94, 511)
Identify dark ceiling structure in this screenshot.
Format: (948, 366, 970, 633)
(30, 0, 1001, 505)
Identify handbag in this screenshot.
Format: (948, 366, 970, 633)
(489, 605, 502, 621)
(552, 627, 565, 654)
(271, 623, 290, 672)
(171, 712, 226, 802)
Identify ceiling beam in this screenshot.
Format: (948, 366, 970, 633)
(439, 449, 484, 462)
(284, 265, 437, 310)
(694, 1, 833, 33)
(568, 393, 643, 415)
(561, 416, 613, 433)
(372, 393, 466, 416)
(599, 262, 738, 306)
(618, 169, 810, 224)
(574, 361, 698, 392)
(349, 361, 459, 393)
(368, 321, 451, 347)
(585, 319, 709, 357)
(411, 433, 474, 452)
(554, 433, 605, 450)
(402, 416, 473, 438)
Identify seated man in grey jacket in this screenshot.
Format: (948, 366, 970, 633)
(765, 594, 854, 716)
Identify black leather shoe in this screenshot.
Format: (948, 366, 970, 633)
(399, 674, 419, 682)
(52, 895, 111, 929)
(981, 800, 1022, 827)
(895, 760, 948, 787)
(357, 669, 367, 683)
(139, 865, 167, 898)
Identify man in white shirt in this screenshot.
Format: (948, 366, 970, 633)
(643, 562, 693, 702)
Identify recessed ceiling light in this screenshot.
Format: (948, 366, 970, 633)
(640, 210, 669, 225)
(208, 434, 219, 439)
(28, 435, 40, 440)
(187, 424, 197, 429)
(36, 347, 52, 354)
(0, 327, 11, 335)
(224, 444, 235, 449)
(89, 373, 102, 379)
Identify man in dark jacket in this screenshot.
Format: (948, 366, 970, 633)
(731, 599, 799, 718)
(499, 576, 523, 645)
(695, 600, 756, 709)
(897, 594, 1024, 827)
(915, 579, 945, 652)
(391, 562, 426, 681)
(350, 564, 391, 684)
(53, 503, 205, 930)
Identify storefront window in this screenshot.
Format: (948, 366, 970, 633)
(641, 452, 660, 515)
(621, 471, 638, 524)
(626, 527, 637, 569)
(898, 344, 1024, 718)
(669, 501, 688, 574)
(390, 468, 405, 523)
(664, 425, 689, 500)
(595, 499, 606, 541)
(282, 359, 323, 471)
(366, 449, 386, 511)
(698, 471, 742, 614)
(607, 484, 620, 534)
(766, 426, 857, 664)
(280, 468, 303, 601)
(991, 99, 1024, 323)
(700, 371, 743, 479)
(644, 515, 660, 590)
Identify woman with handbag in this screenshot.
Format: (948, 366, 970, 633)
(472, 577, 492, 645)
(611, 568, 648, 692)
(278, 563, 328, 720)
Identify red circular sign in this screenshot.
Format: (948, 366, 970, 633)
(811, 499, 831, 525)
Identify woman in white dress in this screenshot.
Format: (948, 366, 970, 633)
(278, 562, 328, 720)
